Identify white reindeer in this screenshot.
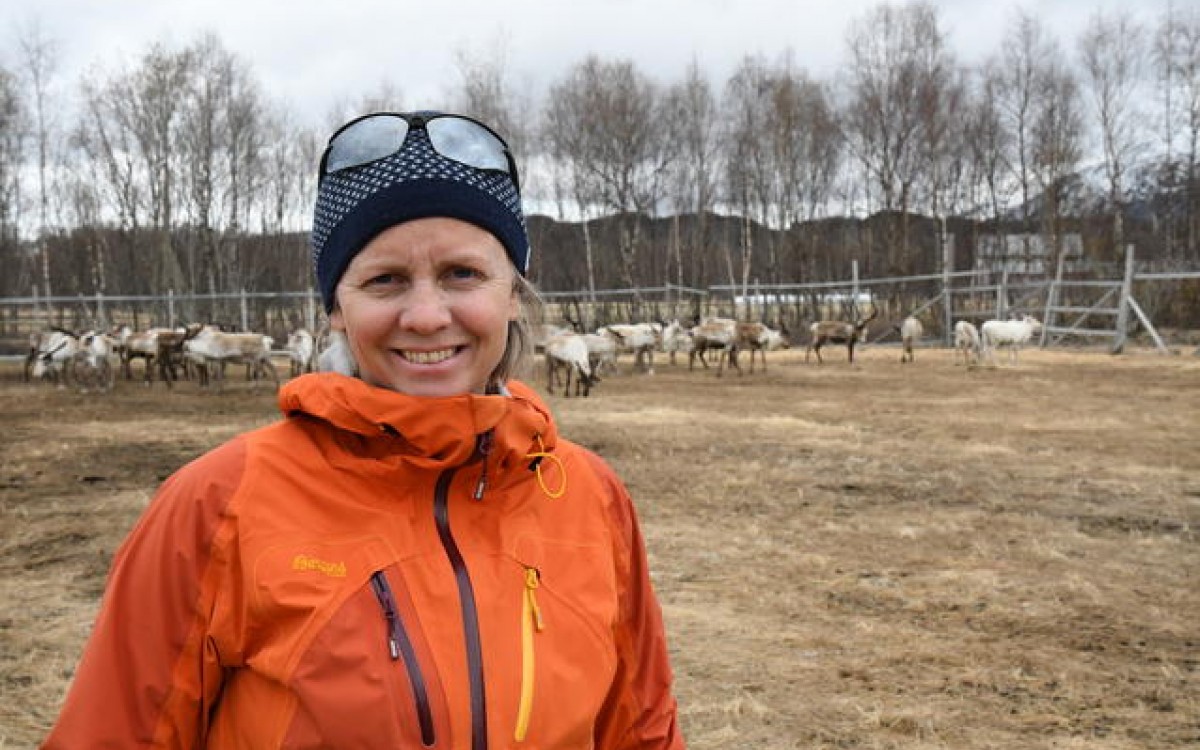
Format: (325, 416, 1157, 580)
(183, 326, 278, 390)
(534, 322, 574, 354)
(545, 333, 595, 397)
(285, 328, 316, 377)
(953, 321, 982, 366)
(899, 316, 923, 363)
(74, 331, 116, 392)
(660, 319, 694, 366)
(30, 330, 81, 388)
(600, 323, 660, 375)
(980, 315, 1042, 366)
(581, 332, 619, 377)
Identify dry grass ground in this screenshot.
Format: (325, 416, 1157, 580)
(1, 344, 1197, 749)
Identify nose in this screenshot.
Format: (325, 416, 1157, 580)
(399, 281, 452, 333)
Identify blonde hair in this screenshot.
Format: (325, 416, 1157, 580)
(488, 274, 544, 389)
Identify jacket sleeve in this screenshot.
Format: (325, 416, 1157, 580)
(585, 453, 686, 750)
(40, 439, 247, 750)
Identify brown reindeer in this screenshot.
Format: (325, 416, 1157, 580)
(732, 321, 789, 373)
(805, 306, 878, 364)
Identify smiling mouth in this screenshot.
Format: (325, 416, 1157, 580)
(399, 347, 458, 365)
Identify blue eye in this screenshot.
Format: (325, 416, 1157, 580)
(447, 266, 482, 281)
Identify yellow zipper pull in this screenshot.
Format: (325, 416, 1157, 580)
(525, 567, 544, 631)
(516, 567, 544, 742)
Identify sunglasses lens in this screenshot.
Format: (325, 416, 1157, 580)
(325, 116, 410, 174)
(426, 117, 510, 173)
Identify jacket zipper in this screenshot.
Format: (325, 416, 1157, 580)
(514, 567, 544, 742)
(434, 467, 488, 750)
(370, 571, 436, 747)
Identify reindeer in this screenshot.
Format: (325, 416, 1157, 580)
(544, 333, 596, 397)
(898, 315, 924, 363)
(732, 321, 789, 373)
(805, 305, 878, 365)
(25, 328, 76, 383)
(688, 317, 740, 377)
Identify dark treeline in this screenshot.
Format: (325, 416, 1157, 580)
(1, 2, 1198, 310)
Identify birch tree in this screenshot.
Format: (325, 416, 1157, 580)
(723, 55, 774, 295)
(179, 33, 226, 298)
(1031, 60, 1084, 272)
(60, 129, 108, 297)
(1078, 9, 1146, 260)
(0, 65, 24, 295)
(967, 66, 1015, 232)
(994, 9, 1058, 264)
(662, 59, 720, 293)
(453, 38, 531, 164)
(1154, 6, 1200, 258)
(722, 56, 840, 290)
(917, 62, 969, 268)
(260, 111, 319, 292)
(842, 0, 951, 273)
(15, 20, 60, 300)
(544, 67, 602, 303)
(76, 70, 145, 293)
(176, 34, 267, 300)
(545, 56, 670, 304)
(126, 44, 194, 293)
(220, 54, 265, 291)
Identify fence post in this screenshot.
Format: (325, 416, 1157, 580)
(168, 289, 176, 328)
(941, 230, 954, 345)
(240, 289, 249, 331)
(996, 270, 1008, 319)
(851, 260, 860, 306)
(95, 291, 106, 327)
(305, 290, 317, 333)
(1111, 244, 1135, 355)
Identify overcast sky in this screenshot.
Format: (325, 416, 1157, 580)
(0, 0, 1171, 128)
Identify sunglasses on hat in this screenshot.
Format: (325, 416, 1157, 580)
(318, 111, 520, 193)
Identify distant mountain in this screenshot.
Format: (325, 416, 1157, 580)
(1005, 157, 1185, 223)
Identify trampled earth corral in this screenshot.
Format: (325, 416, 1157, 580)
(1, 346, 1197, 749)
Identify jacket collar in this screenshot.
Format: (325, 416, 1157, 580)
(277, 373, 557, 475)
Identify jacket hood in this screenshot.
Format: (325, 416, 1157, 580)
(278, 373, 558, 474)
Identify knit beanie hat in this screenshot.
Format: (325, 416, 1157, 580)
(311, 116, 529, 312)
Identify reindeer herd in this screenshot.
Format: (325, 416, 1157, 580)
(22, 323, 317, 393)
(541, 316, 797, 397)
(19, 308, 1044, 397)
(540, 307, 1047, 397)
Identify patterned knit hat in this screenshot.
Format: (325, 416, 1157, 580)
(311, 117, 528, 312)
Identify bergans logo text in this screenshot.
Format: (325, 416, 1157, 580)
(292, 554, 347, 578)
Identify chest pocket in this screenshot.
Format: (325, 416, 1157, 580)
(241, 540, 452, 749)
(503, 535, 620, 746)
(245, 537, 393, 674)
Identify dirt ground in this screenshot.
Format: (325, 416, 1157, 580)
(1, 344, 1197, 749)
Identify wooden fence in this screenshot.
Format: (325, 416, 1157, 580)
(3, 253, 1198, 355)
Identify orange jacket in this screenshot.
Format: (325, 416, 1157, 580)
(43, 374, 684, 749)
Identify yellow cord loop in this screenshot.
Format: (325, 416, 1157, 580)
(524, 435, 566, 499)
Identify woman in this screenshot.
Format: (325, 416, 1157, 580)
(43, 112, 685, 749)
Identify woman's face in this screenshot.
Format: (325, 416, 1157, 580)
(330, 217, 519, 397)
